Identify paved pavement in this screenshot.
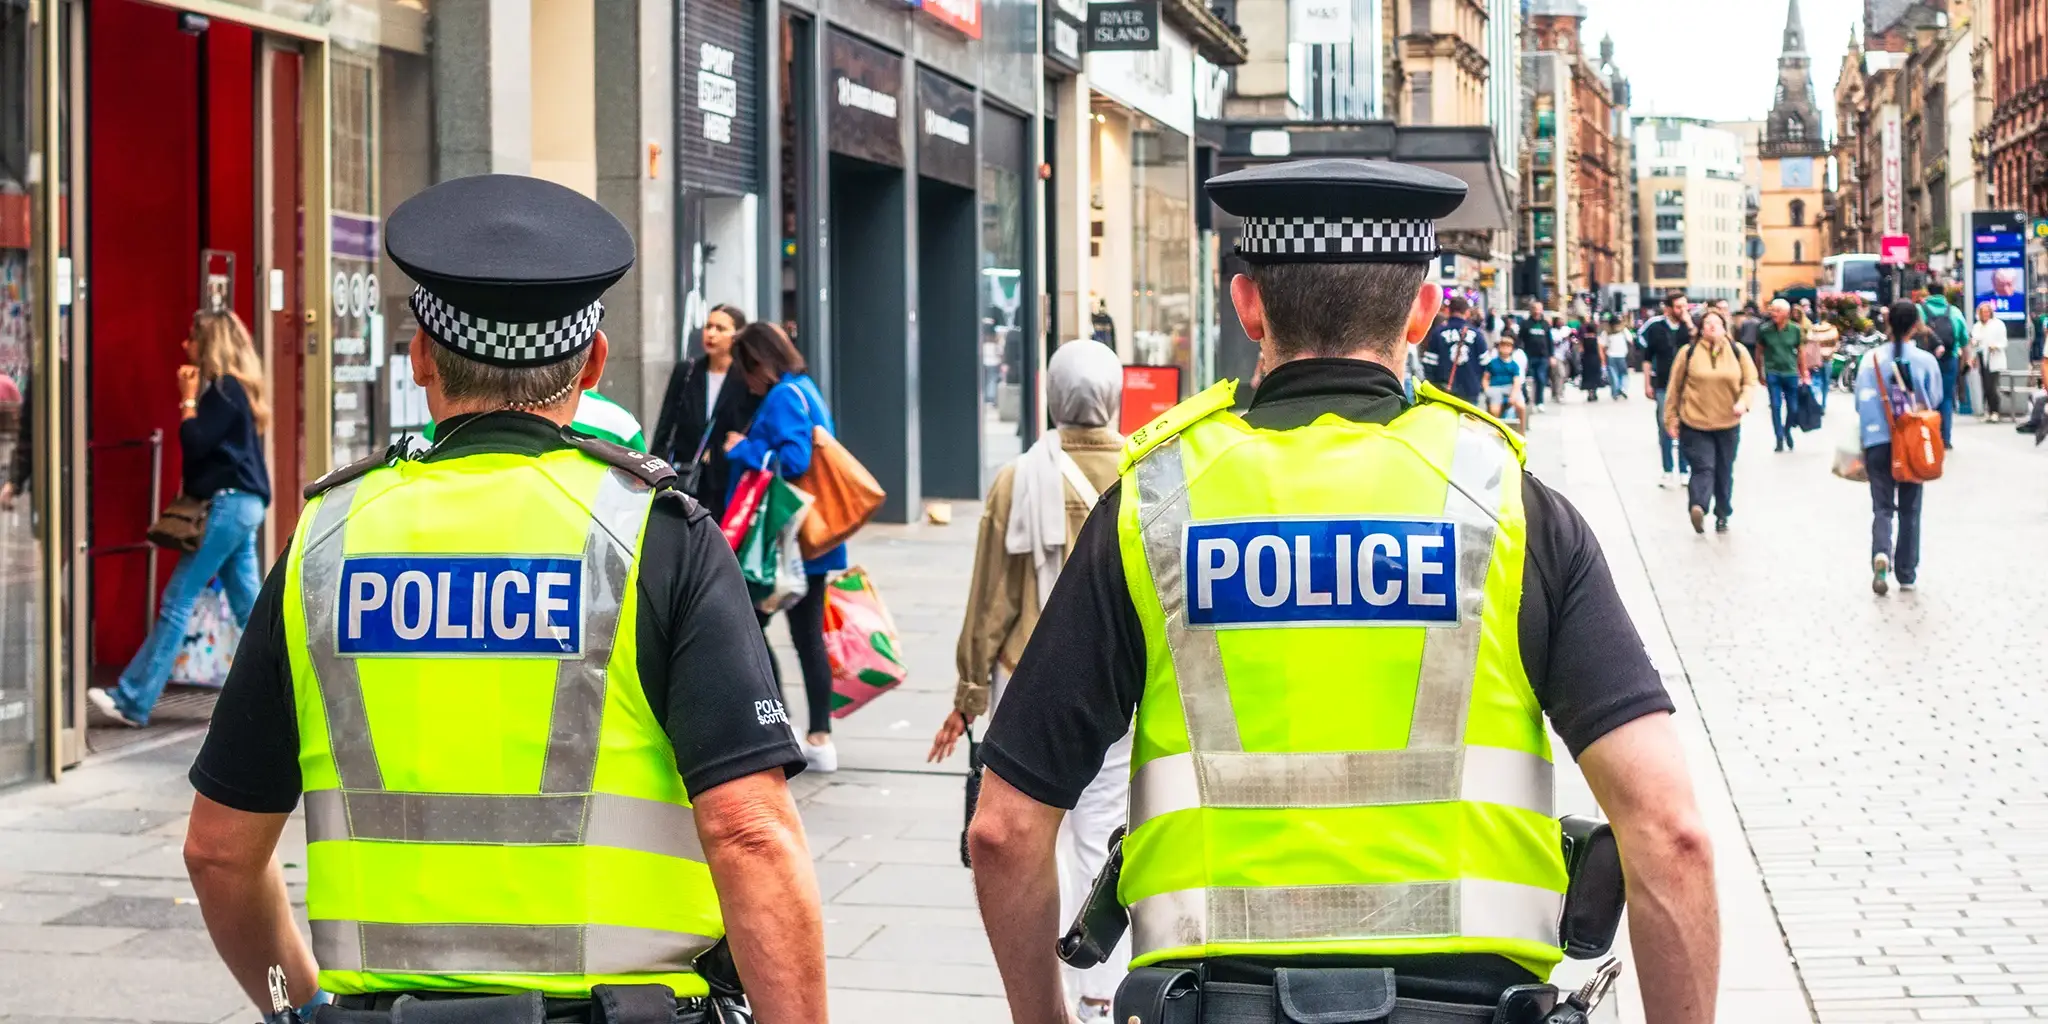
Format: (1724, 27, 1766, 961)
(2, 385, 2043, 1022)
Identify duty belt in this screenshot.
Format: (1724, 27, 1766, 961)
(1114, 965, 1560, 1024)
(320, 986, 729, 1024)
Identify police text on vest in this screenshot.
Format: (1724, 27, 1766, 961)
(336, 556, 585, 656)
(1182, 518, 1460, 628)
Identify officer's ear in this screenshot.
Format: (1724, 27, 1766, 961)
(581, 331, 611, 391)
(1228, 274, 1267, 342)
(1404, 283, 1444, 345)
(410, 329, 436, 389)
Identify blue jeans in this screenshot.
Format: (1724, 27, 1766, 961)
(1606, 356, 1628, 397)
(112, 490, 267, 724)
(1528, 359, 1549, 406)
(1653, 388, 1692, 474)
(1766, 372, 1802, 447)
(1937, 360, 1958, 445)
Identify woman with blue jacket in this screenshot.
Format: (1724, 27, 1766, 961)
(1858, 300, 1944, 596)
(724, 321, 847, 771)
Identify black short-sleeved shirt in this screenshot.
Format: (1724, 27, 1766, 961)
(190, 412, 803, 814)
(980, 359, 1675, 992)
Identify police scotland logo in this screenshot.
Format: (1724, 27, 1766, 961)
(337, 556, 586, 656)
(1183, 517, 1460, 628)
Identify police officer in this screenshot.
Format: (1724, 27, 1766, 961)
(967, 160, 1720, 1024)
(180, 175, 826, 1023)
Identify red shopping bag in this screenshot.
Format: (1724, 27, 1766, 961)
(720, 468, 774, 550)
(822, 567, 908, 719)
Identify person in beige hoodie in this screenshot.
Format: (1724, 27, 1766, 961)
(1663, 309, 1760, 534)
(930, 337, 1128, 1020)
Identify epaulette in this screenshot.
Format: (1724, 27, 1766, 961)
(1411, 381, 1528, 466)
(303, 441, 411, 500)
(559, 428, 681, 490)
(1119, 379, 1240, 474)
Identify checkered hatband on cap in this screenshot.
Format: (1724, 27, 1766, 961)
(410, 286, 604, 366)
(1237, 216, 1438, 261)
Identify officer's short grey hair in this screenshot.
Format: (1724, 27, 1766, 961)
(1248, 262, 1430, 360)
(429, 341, 590, 408)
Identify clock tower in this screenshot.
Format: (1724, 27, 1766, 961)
(1758, 0, 1826, 297)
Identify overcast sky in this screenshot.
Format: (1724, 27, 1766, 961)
(1581, 0, 1864, 130)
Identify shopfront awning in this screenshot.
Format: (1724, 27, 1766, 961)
(1212, 122, 1513, 234)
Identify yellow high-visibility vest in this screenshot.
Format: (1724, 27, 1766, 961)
(1114, 379, 1569, 978)
(283, 448, 719, 997)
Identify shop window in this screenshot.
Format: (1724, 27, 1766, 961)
(1130, 119, 1191, 397)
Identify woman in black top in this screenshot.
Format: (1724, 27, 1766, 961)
(650, 304, 759, 519)
(89, 311, 271, 727)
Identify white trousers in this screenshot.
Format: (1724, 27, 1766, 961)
(989, 666, 1133, 1005)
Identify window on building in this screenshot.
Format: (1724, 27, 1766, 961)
(1656, 214, 1681, 231)
(1410, 71, 1432, 124)
(1787, 120, 1804, 142)
(1654, 189, 1684, 208)
(1789, 199, 1805, 226)
(1658, 238, 1683, 256)
(1410, 0, 1431, 33)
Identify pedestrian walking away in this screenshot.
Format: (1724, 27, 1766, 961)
(1919, 290, 1968, 447)
(1859, 300, 1944, 595)
(932, 337, 1129, 1022)
(1664, 308, 1759, 534)
(1601, 313, 1633, 399)
(967, 158, 1720, 1024)
(1577, 320, 1606, 400)
(177, 174, 828, 1023)
(1424, 295, 1487, 404)
(724, 321, 850, 774)
(1756, 299, 1806, 452)
(650, 303, 759, 519)
(1520, 309, 1553, 410)
(1640, 292, 1695, 487)
(1969, 300, 2007, 422)
(88, 310, 271, 729)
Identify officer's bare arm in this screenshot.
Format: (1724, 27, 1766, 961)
(1576, 711, 1720, 1024)
(184, 794, 319, 1011)
(967, 769, 1072, 1024)
(693, 767, 826, 1024)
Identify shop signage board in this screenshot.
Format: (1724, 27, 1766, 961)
(1879, 234, 1910, 266)
(1120, 365, 1182, 435)
(920, 0, 982, 39)
(1289, 0, 1353, 45)
(827, 30, 906, 168)
(1879, 104, 1902, 236)
(1088, 0, 1160, 51)
(916, 69, 977, 190)
(679, 0, 761, 194)
(1088, 21, 1194, 136)
(1047, 10, 1085, 72)
(1970, 211, 2028, 325)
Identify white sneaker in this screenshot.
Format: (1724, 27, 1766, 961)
(1658, 471, 1675, 489)
(802, 738, 839, 773)
(86, 688, 141, 728)
(1679, 471, 1691, 486)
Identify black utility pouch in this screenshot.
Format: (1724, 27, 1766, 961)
(1058, 827, 1129, 969)
(388, 993, 545, 1024)
(1492, 984, 1560, 1024)
(1559, 814, 1627, 959)
(590, 984, 678, 1024)
(1273, 967, 1396, 1024)
(1113, 965, 1202, 1024)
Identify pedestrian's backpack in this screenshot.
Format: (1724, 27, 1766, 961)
(1879, 350, 1945, 483)
(1920, 305, 1961, 360)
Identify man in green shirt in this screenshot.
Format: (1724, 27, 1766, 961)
(1756, 298, 1806, 452)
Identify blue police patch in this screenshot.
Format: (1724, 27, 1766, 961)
(336, 556, 584, 657)
(1183, 517, 1459, 629)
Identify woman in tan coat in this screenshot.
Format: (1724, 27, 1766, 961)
(929, 338, 1128, 1019)
(1663, 308, 1760, 534)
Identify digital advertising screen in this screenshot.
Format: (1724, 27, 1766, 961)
(1971, 211, 2029, 323)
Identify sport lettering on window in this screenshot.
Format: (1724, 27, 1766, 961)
(1182, 518, 1459, 629)
(337, 556, 584, 657)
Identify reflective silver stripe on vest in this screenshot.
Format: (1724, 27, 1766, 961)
(312, 919, 714, 977)
(1127, 879, 1562, 955)
(1127, 744, 1554, 829)
(302, 479, 382, 790)
(1134, 438, 1242, 752)
(541, 469, 645, 793)
(1408, 423, 1507, 747)
(302, 789, 705, 861)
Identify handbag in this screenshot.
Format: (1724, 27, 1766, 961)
(1883, 355, 1945, 483)
(959, 727, 982, 868)
(781, 383, 885, 560)
(743, 476, 814, 614)
(718, 468, 773, 550)
(147, 493, 208, 553)
(169, 579, 240, 687)
(1795, 379, 1824, 432)
(821, 566, 907, 719)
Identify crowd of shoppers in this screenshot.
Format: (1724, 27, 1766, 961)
(1663, 309, 1758, 534)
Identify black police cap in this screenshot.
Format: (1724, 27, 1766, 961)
(1205, 158, 1469, 264)
(386, 174, 635, 367)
